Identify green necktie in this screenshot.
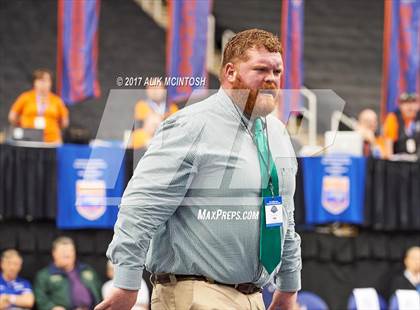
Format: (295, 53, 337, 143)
(253, 117, 282, 274)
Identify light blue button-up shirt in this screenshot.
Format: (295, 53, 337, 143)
(107, 88, 302, 292)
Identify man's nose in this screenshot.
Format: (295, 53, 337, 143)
(265, 71, 276, 82)
(265, 71, 279, 86)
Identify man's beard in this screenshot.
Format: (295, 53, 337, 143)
(231, 75, 278, 119)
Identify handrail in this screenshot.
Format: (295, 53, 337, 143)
(331, 110, 356, 131)
(222, 30, 236, 53)
(301, 87, 317, 146)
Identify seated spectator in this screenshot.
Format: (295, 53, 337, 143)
(102, 261, 149, 310)
(8, 69, 69, 143)
(0, 249, 34, 309)
(130, 78, 178, 149)
(34, 236, 102, 310)
(390, 246, 420, 294)
(355, 108, 385, 157)
(383, 92, 420, 157)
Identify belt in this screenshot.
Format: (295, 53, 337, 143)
(151, 273, 262, 295)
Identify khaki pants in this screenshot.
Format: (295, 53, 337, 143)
(151, 280, 265, 310)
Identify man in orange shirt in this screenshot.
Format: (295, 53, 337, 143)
(383, 93, 420, 157)
(8, 69, 69, 143)
(130, 78, 178, 149)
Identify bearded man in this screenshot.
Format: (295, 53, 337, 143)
(96, 28, 301, 310)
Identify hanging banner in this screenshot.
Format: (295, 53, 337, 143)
(57, 0, 101, 105)
(280, 0, 304, 121)
(381, 0, 420, 120)
(166, 0, 210, 104)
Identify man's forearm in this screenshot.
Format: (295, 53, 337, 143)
(13, 293, 35, 308)
(269, 290, 297, 310)
(107, 116, 199, 289)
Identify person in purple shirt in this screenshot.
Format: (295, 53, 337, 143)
(34, 237, 102, 310)
(0, 249, 34, 309)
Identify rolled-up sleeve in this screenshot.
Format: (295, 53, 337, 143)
(107, 114, 202, 290)
(275, 162, 302, 292)
(275, 200, 302, 291)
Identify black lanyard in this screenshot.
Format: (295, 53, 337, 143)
(231, 102, 253, 139)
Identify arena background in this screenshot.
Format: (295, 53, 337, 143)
(0, 0, 384, 136)
(0, 1, 419, 310)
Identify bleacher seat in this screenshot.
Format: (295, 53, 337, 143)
(347, 288, 387, 310)
(297, 291, 329, 310)
(389, 290, 420, 310)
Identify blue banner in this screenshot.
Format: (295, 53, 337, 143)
(381, 0, 420, 120)
(57, 144, 125, 229)
(281, 0, 304, 121)
(302, 156, 366, 225)
(57, 0, 101, 105)
(166, 0, 210, 103)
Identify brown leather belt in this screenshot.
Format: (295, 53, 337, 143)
(151, 273, 262, 295)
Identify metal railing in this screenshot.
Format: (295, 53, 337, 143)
(331, 110, 356, 131)
(301, 87, 317, 147)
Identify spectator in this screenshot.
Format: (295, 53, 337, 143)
(34, 237, 102, 310)
(8, 69, 69, 143)
(101, 261, 149, 310)
(130, 78, 178, 149)
(383, 92, 420, 157)
(390, 246, 420, 294)
(355, 108, 385, 157)
(0, 249, 34, 310)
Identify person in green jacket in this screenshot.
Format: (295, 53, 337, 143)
(34, 236, 102, 310)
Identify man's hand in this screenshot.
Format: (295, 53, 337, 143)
(51, 307, 66, 310)
(94, 287, 138, 310)
(0, 295, 11, 310)
(268, 290, 297, 310)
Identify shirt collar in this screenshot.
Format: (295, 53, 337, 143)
(217, 87, 256, 130)
(0, 273, 15, 283)
(48, 262, 86, 275)
(404, 270, 420, 285)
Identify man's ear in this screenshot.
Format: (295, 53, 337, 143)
(224, 63, 237, 83)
